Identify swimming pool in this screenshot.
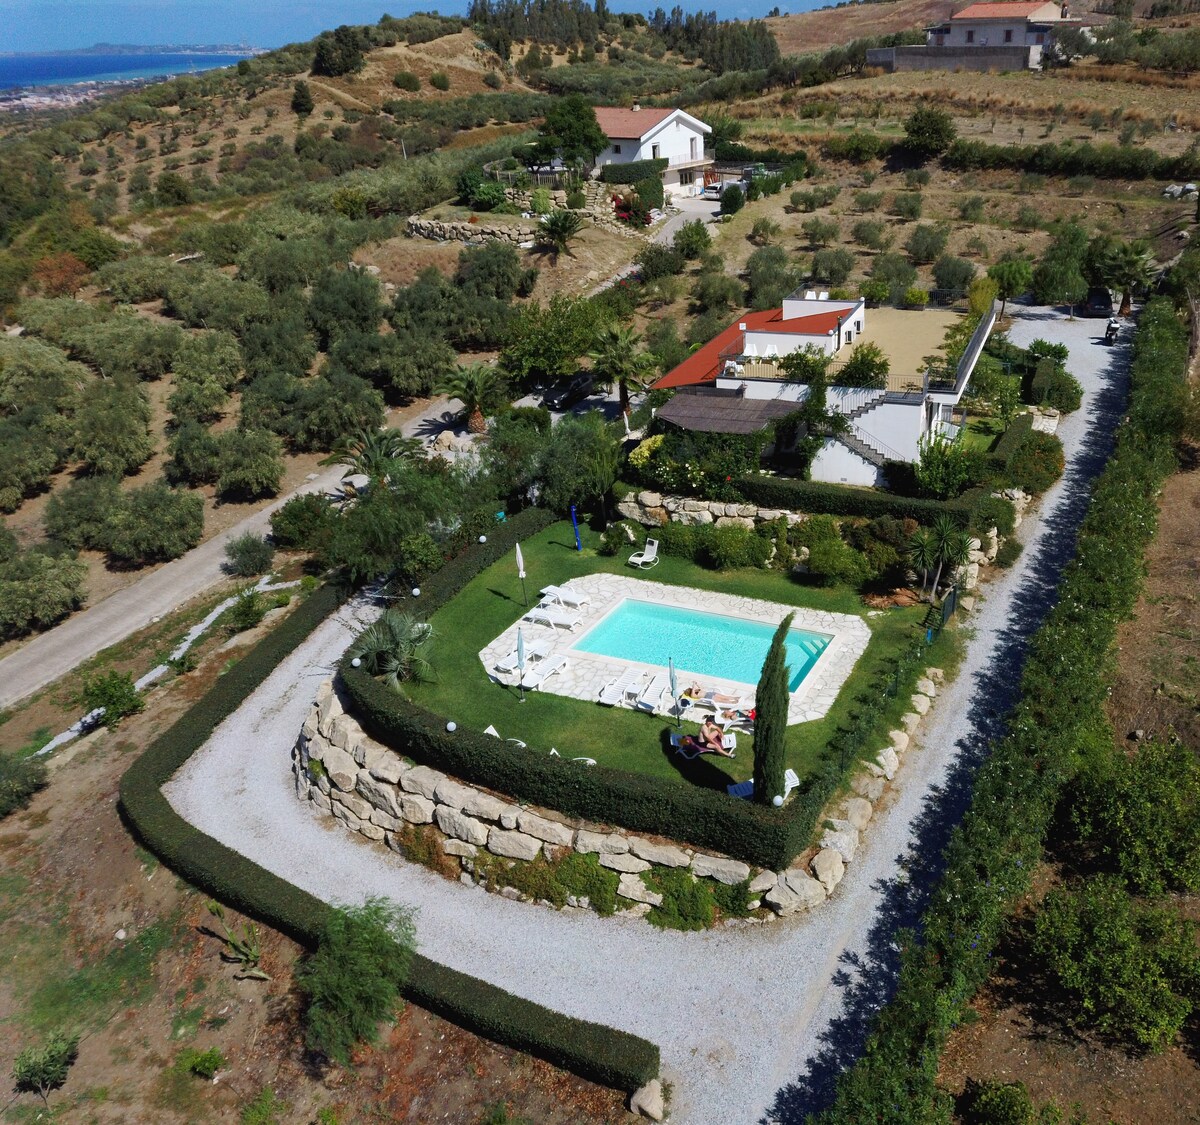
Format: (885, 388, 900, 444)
(571, 599, 831, 692)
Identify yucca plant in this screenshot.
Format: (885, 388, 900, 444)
(347, 609, 434, 691)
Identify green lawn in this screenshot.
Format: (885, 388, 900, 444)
(402, 522, 934, 791)
(961, 415, 1005, 453)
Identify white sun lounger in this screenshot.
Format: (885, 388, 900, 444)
(493, 638, 552, 674)
(634, 672, 671, 713)
(727, 767, 799, 801)
(523, 604, 582, 631)
(598, 668, 647, 707)
(539, 584, 591, 609)
(550, 748, 596, 766)
(519, 652, 568, 690)
(628, 538, 660, 569)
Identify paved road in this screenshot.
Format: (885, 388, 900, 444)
(0, 399, 456, 712)
(165, 308, 1132, 1122)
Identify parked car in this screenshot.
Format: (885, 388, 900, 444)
(1082, 287, 1115, 317)
(542, 373, 596, 412)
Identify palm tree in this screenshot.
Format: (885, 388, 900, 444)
(347, 610, 434, 693)
(437, 363, 502, 435)
(588, 323, 657, 418)
(926, 515, 958, 604)
(1102, 241, 1154, 316)
(320, 428, 421, 487)
(907, 527, 935, 597)
(539, 209, 585, 261)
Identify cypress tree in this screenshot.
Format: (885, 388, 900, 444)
(753, 612, 792, 805)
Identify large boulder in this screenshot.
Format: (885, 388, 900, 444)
(782, 867, 827, 909)
(811, 847, 845, 893)
(841, 797, 873, 831)
(600, 852, 651, 873)
(487, 827, 542, 861)
(435, 806, 489, 846)
(356, 772, 403, 818)
(399, 793, 436, 824)
(630, 1078, 665, 1121)
(618, 873, 663, 906)
(876, 746, 900, 780)
(323, 746, 358, 792)
(691, 854, 751, 885)
(628, 837, 690, 868)
(821, 825, 860, 864)
(400, 765, 445, 800)
(517, 811, 574, 846)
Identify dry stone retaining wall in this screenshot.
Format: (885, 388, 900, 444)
(405, 216, 536, 245)
(294, 671, 947, 923)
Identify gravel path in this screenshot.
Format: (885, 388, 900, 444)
(165, 305, 1130, 1124)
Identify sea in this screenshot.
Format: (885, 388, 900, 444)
(0, 53, 257, 91)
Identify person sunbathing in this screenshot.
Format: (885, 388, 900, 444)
(685, 684, 743, 705)
(683, 717, 734, 758)
(721, 706, 756, 726)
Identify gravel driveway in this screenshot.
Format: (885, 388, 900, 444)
(165, 304, 1130, 1124)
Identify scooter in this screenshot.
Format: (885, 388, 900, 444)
(1104, 319, 1120, 345)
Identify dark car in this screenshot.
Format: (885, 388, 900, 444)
(542, 373, 595, 412)
(1082, 287, 1115, 317)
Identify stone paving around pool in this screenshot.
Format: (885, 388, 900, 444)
(478, 574, 871, 725)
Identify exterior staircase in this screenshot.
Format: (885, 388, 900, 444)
(835, 429, 888, 468)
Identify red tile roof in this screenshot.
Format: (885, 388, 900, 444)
(651, 307, 847, 390)
(594, 106, 674, 140)
(951, 2, 1053, 19)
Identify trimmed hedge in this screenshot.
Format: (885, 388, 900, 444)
(812, 296, 1190, 1121)
(119, 547, 660, 1092)
(599, 158, 668, 185)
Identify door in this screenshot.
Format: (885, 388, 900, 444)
(689, 137, 697, 160)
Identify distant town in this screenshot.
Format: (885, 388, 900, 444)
(0, 43, 265, 57)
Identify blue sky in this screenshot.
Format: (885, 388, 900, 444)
(0, 0, 811, 53)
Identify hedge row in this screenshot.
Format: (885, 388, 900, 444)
(986, 412, 1034, 470)
(812, 297, 1190, 1122)
(598, 158, 668, 184)
(943, 138, 1200, 181)
(118, 554, 660, 1092)
(735, 475, 1002, 530)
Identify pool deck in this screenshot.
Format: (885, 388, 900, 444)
(478, 574, 871, 725)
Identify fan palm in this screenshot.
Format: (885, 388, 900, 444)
(437, 363, 502, 435)
(1102, 241, 1154, 316)
(539, 209, 585, 261)
(587, 323, 657, 418)
(320, 428, 421, 487)
(347, 610, 434, 692)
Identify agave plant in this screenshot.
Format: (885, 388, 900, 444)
(347, 610, 434, 692)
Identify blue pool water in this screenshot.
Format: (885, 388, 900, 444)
(572, 600, 831, 691)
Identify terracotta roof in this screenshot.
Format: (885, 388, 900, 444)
(657, 388, 800, 435)
(951, 2, 1054, 19)
(594, 106, 674, 140)
(651, 307, 849, 390)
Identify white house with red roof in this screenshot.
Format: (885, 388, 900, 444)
(650, 292, 998, 487)
(925, 1, 1075, 66)
(593, 106, 713, 197)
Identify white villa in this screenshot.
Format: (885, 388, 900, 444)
(651, 292, 998, 487)
(925, 1, 1077, 66)
(593, 106, 713, 198)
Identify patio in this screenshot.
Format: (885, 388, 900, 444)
(479, 574, 870, 725)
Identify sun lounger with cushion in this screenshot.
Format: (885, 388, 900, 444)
(523, 604, 582, 631)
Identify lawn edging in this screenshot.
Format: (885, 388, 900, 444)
(118, 527, 662, 1094)
(810, 298, 1191, 1120)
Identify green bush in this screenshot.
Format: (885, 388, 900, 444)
(598, 158, 668, 185)
(993, 538, 1022, 568)
(636, 243, 684, 282)
(1031, 359, 1083, 413)
(79, 670, 144, 729)
(392, 70, 420, 91)
(177, 1046, 226, 1079)
(429, 71, 450, 91)
(297, 897, 416, 1065)
(720, 184, 744, 215)
(965, 1079, 1037, 1125)
(269, 494, 336, 551)
(106, 483, 203, 567)
(672, 219, 711, 259)
(645, 868, 714, 931)
(224, 587, 267, 634)
(736, 475, 987, 527)
(225, 533, 275, 577)
(1032, 876, 1200, 1052)
(483, 70, 503, 89)
(635, 175, 664, 212)
(598, 521, 634, 557)
(565, 189, 586, 209)
(0, 751, 47, 820)
(805, 537, 871, 588)
(892, 192, 923, 221)
(44, 475, 122, 551)
(12, 1031, 79, 1101)
(1005, 430, 1064, 494)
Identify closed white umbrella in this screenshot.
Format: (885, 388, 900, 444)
(515, 542, 528, 606)
(669, 657, 680, 727)
(516, 627, 526, 703)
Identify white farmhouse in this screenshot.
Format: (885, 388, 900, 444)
(593, 106, 713, 198)
(651, 292, 998, 487)
(926, 1, 1076, 66)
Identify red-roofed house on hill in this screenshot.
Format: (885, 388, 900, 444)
(593, 106, 713, 198)
(650, 292, 999, 487)
(868, 1, 1078, 70)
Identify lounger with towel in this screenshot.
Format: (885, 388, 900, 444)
(726, 768, 800, 800)
(523, 604, 582, 631)
(539, 584, 591, 609)
(598, 668, 648, 707)
(670, 731, 737, 758)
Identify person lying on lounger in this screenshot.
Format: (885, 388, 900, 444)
(685, 684, 742, 705)
(683, 717, 734, 758)
(721, 706, 756, 725)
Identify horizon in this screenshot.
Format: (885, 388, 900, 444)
(0, 0, 823, 54)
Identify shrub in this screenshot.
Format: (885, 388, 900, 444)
(1005, 430, 1064, 494)
(645, 869, 715, 931)
(269, 494, 336, 551)
(635, 176, 664, 212)
(429, 71, 450, 91)
(810, 249, 854, 286)
(392, 70, 419, 91)
(598, 521, 634, 557)
(672, 219, 711, 259)
(902, 286, 929, 308)
(969, 494, 1016, 538)
(719, 184, 744, 215)
(225, 533, 275, 577)
(599, 159, 668, 185)
(483, 70, 503, 89)
(958, 195, 986, 222)
(1031, 360, 1083, 413)
(0, 751, 48, 820)
(749, 217, 781, 245)
(0, 551, 88, 638)
(933, 255, 975, 293)
(965, 1079, 1037, 1125)
(12, 1031, 79, 1102)
(105, 483, 204, 567)
(1032, 876, 1200, 1052)
(177, 1046, 226, 1079)
(905, 224, 949, 265)
(851, 218, 889, 250)
(993, 538, 1022, 568)
(225, 587, 267, 634)
(801, 216, 839, 247)
(79, 670, 144, 729)
(892, 192, 923, 221)
(565, 188, 586, 209)
(296, 897, 416, 1065)
(853, 190, 884, 213)
(44, 476, 122, 551)
(903, 106, 957, 158)
(216, 429, 284, 501)
(805, 537, 871, 587)
(636, 243, 684, 282)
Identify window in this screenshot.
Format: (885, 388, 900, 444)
(651, 143, 660, 159)
(679, 170, 694, 185)
(1004, 28, 1013, 42)
(613, 143, 621, 154)
(689, 136, 697, 160)
(966, 29, 975, 42)
(1035, 31, 1045, 43)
